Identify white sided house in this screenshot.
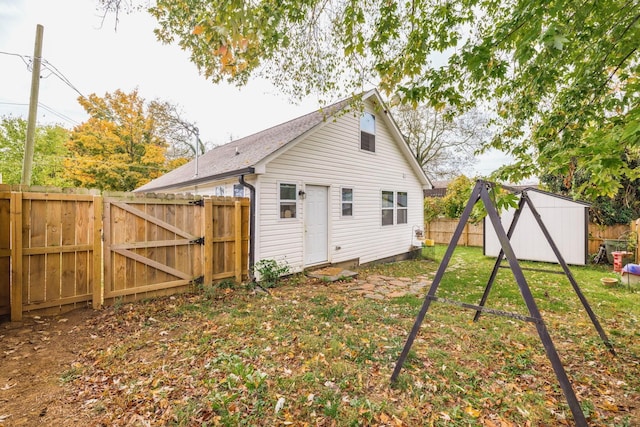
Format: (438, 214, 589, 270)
(137, 89, 431, 274)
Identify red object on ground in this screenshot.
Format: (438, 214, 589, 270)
(612, 251, 632, 273)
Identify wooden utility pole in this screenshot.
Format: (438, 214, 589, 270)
(21, 24, 44, 186)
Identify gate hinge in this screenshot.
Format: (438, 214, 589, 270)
(191, 236, 205, 245)
(189, 199, 204, 207)
(191, 276, 204, 286)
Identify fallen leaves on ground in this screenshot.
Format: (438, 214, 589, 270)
(3, 248, 639, 426)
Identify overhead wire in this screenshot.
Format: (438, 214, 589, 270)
(0, 101, 29, 117)
(38, 103, 81, 126)
(2, 50, 112, 123)
(41, 59, 88, 101)
(40, 59, 121, 122)
(0, 101, 80, 126)
(1, 50, 92, 119)
(0, 50, 31, 68)
(0, 101, 29, 107)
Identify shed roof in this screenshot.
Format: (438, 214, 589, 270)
(506, 186, 591, 206)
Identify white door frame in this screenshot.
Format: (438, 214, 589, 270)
(304, 185, 329, 266)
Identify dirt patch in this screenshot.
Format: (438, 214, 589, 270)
(310, 267, 344, 277)
(0, 309, 107, 426)
(307, 267, 358, 282)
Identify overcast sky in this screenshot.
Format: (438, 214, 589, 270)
(0, 0, 323, 145)
(0, 0, 512, 177)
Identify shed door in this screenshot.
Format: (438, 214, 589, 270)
(305, 185, 328, 265)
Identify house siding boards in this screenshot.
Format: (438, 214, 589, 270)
(256, 102, 425, 270)
(484, 189, 589, 265)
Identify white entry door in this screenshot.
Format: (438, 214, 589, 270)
(305, 185, 328, 265)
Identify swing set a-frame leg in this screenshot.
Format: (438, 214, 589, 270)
(473, 195, 528, 322)
(521, 192, 615, 355)
(390, 180, 486, 382)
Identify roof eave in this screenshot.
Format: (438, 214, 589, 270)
(135, 167, 256, 193)
(504, 186, 591, 207)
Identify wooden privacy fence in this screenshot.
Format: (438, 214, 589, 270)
(425, 219, 484, 247)
(587, 223, 634, 255)
(0, 185, 249, 321)
(426, 218, 636, 260)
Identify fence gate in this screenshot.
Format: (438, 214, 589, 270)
(103, 195, 204, 303)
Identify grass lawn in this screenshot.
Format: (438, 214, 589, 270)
(62, 246, 639, 426)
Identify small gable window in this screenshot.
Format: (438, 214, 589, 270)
(360, 112, 375, 152)
(341, 188, 353, 217)
(279, 183, 297, 219)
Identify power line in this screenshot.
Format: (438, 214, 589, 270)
(0, 101, 80, 126)
(0, 101, 29, 118)
(5, 55, 193, 141)
(2, 51, 90, 103)
(0, 101, 29, 107)
(41, 59, 87, 100)
(3, 51, 101, 116)
(39, 59, 120, 122)
(0, 50, 31, 68)
(3, 51, 112, 124)
(38, 103, 81, 125)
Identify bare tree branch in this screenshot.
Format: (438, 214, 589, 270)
(394, 104, 490, 181)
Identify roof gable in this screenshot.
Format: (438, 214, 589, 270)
(137, 89, 429, 192)
(521, 187, 591, 206)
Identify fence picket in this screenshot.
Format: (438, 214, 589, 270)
(0, 187, 11, 316)
(92, 196, 103, 309)
(10, 191, 23, 321)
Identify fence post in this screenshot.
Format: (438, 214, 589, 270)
(92, 195, 103, 309)
(203, 198, 213, 286)
(464, 223, 469, 246)
(10, 190, 23, 321)
(234, 200, 242, 282)
(634, 218, 639, 264)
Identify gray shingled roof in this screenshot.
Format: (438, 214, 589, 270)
(136, 95, 357, 192)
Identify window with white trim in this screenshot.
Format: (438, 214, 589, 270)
(341, 188, 353, 217)
(397, 192, 408, 224)
(360, 112, 375, 152)
(381, 191, 394, 226)
(279, 183, 297, 219)
(381, 191, 408, 225)
(214, 186, 225, 196)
